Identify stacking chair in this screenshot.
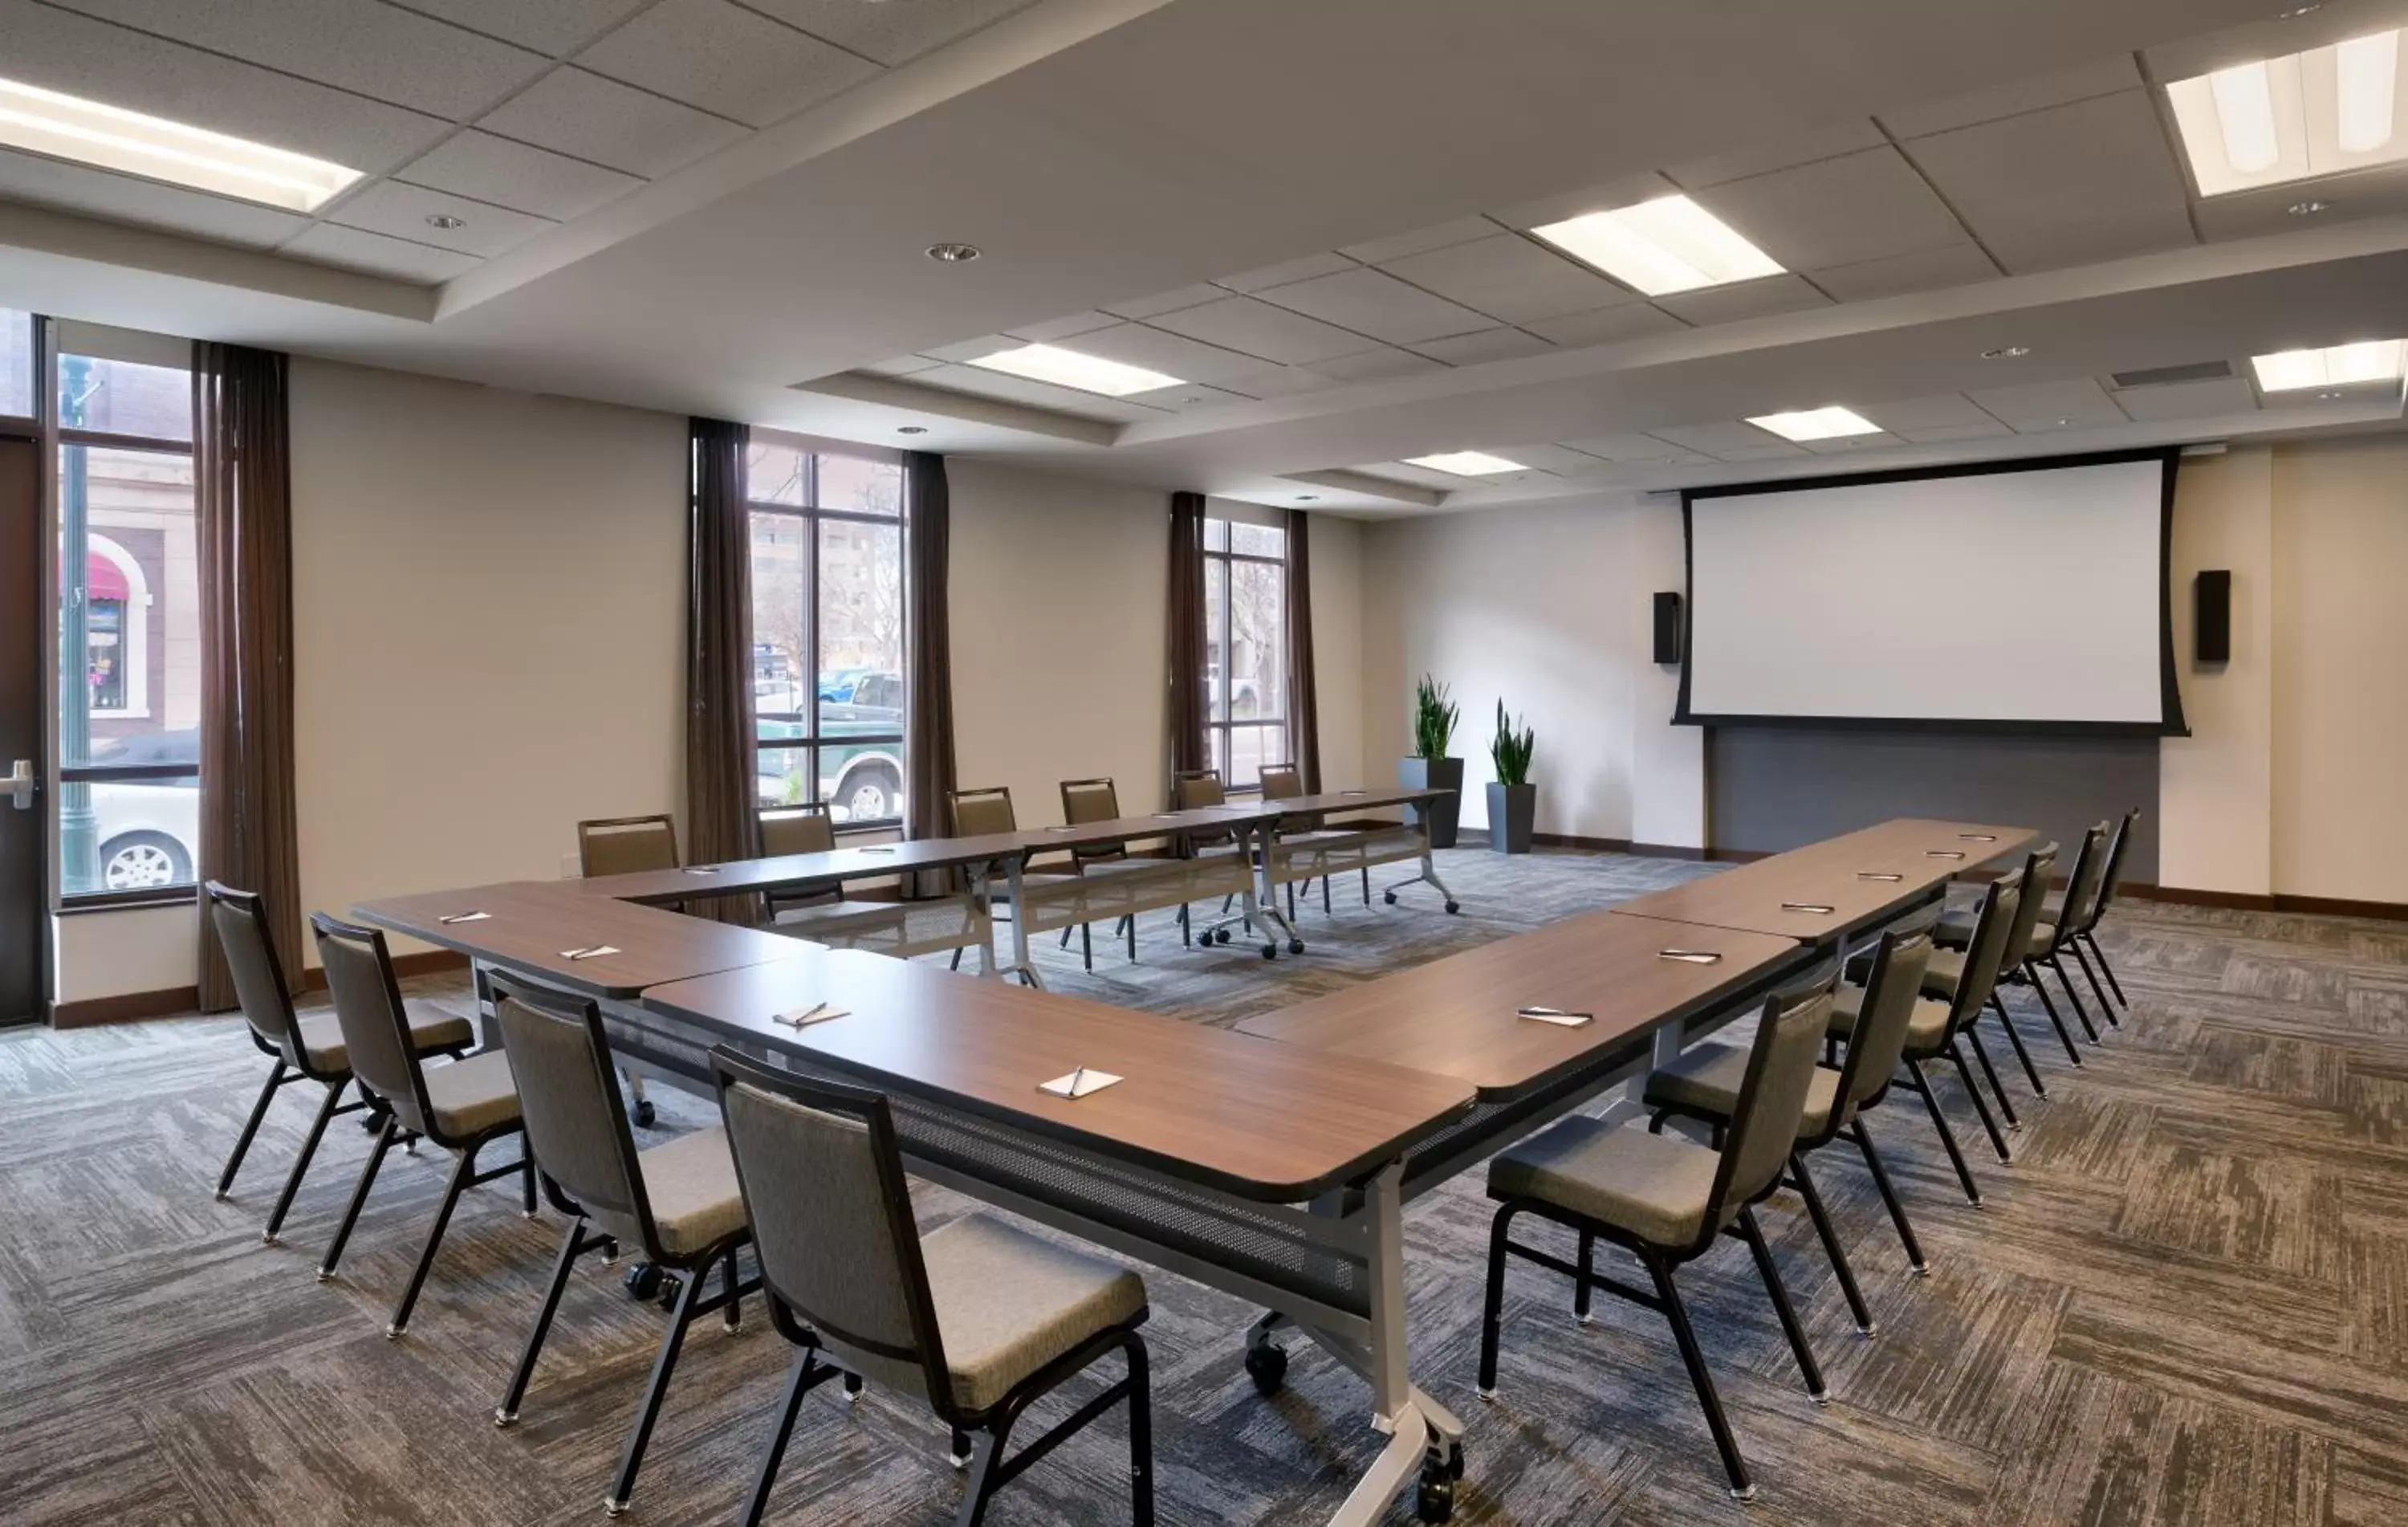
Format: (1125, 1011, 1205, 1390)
(713, 1049, 1155, 1527)
(946, 786, 1075, 972)
(1645, 929, 1940, 1332)
(485, 974, 757, 1517)
(311, 914, 532, 1338)
(2065, 808, 2141, 1016)
(1837, 878, 2022, 1207)
(1170, 768, 1247, 946)
(205, 882, 471, 1244)
(1942, 824, 2106, 1062)
(1259, 763, 1352, 918)
(1059, 776, 1141, 969)
(1478, 978, 1838, 1501)
(759, 804, 839, 921)
(1920, 847, 2060, 1114)
(574, 815, 679, 1126)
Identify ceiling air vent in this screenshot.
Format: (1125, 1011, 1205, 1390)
(2110, 360, 2234, 389)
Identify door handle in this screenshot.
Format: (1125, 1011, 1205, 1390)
(9, 759, 37, 809)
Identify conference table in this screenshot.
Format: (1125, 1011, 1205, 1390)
(352, 814, 2030, 1525)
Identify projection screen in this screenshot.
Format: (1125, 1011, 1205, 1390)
(1676, 453, 2185, 734)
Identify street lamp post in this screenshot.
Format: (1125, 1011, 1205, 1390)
(59, 355, 96, 894)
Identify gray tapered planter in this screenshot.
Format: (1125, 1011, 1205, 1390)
(1487, 783, 1536, 853)
(1399, 756, 1463, 849)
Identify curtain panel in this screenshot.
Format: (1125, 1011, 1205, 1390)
(903, 452, 958, 894)
(1166, 491, 1209, 782)
(1285, 508, 1320, 794)
(685, 417, 755, 922)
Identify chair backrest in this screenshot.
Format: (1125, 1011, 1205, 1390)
(2081, 808, 2139, 931)
(309, 914, 440, 1137)
(1996, 845, 2058, 967)
(2040, 822, 2110, 955)
(1829, 930, 1934, 1123)
(578, 814, 678, 878)
(759, 805, 836, 857)
(1059, 777, 1126, 864)
(948, 786, 1018, 838)
(486, 972, 656, 1252)
(1701, 975, 1837, 1240)
(1942, 877, 2022, 1036)
(713, 1049, 954, 1415)
(203, 881, 305, 1065)
(1259, 764, 1304, 800)
(1172, 768, 1225, 810)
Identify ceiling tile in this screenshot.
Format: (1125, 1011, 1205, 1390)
(2110, 377, 2261, 422)
(1101, 284, 1223, 320)
(1901, 91, 2196, 275)
(1379, 234, 1637, 324)
(283, 222, 478, 283)
(476, 67, 749, 177)
(394, 0, 651, 55)
(1216, 365, 1340, 398)
(1649, 422, 1808, 461)
(919, 335, 1015, 364)
(1055, 322, 1266, 385)
(912, 362, 1158, 421)
(326, 179, 555, 256)
(1487, 442, 1603, 473)
(0, 0, 449, 174)
(1651, 274, 1831, 326)
(1857, 394, 2010, 436)
(1123, 382, 1253, 412)
(1901, 422, 2020, 443)
(1799, 431, 1902, 455)
(860, 355, 941, 377)
(1668, 119, 1889, 189)
(1257, 267, 1493, 343)
(1524, 303, 1689, 346)
(393, 130, 643, 220)
(743, 0, 1043, 67)
(1001, 311, 1121, 343)
(1880, 55, 2143, 140)
(51, 0, 549, 120)
(1216, 250, 1357, 291)
(1491, 172, 1678, 233)
(1967, 376, 2127, 428)
(579, 0, 881, 129)
(1808, 242, 2000, 303)
(1407, 328, 1554, 365)
(1336, 217, 1500, 265)
(1701, 148, 1969, 272)
(1308, 348, 1448, 383)
(1144, 295, 1374, 365)
(1560, 434, 1712, 466)
(0, 148, 308, 247)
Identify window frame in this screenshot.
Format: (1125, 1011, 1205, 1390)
(746, 446, 909, 833)
(1202, 515, 1289, 793)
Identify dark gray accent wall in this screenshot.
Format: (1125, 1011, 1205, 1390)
(1707, 726, 2159, 883)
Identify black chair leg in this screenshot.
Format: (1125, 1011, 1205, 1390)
(1644, 1249, 1755, 1501)
(521, 1152, 538, 1218)
(1124, 914, 1137, 963)
(1179, 905, 1190, 947)
(388, 1141, 480, 1338)
(1321, 873, 1332, 916)
(1059, 925, 1075, 950)
(1964, 1025, 2021, 1130)
(950, 948, 963, 971)
(722, 1244, 743, 1332)
(1360, 866, 1370, 906)
(1947, 1040, 2013, 1163)
(263, 1079, 347, 1245)
(1285, 881, 1297, 923)
(954, 1412, 1020, 1527)
(2027, 964, 2085, 1066)
(1789, 1152, 1874, 1335)
(607, 1252, 708, 1515)
(1080, 922, 1093, 971)
(1906, 1059, 1983, 1207)
(1850, 1121, 1926, 1274)
(1573, 1229, 1596, 1323)
(739, 1350, 818, 1527)
(1124, 1334, 1155, 1527)
(2051, 955, 2101, 1043)
(1987, 994, 2049, 1098)
(2071, 941, 2119, 1025)
(496, 1218, 591, 1426)
(318, 1114, 399, 1281)
(1736, 1206, 1828, 1403)
(1476, 1205, 1517, 1396)
(2084, 931, 2128, 1007)
(218, 1059, 288, 1199)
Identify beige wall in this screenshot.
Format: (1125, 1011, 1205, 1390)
(2160, 446, 2276, 896)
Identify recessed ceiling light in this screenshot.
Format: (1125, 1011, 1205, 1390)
(925, 242, 982, 263)
(425, 214, 465, 230)
(0, 75, 360, 210)
(1404, 450, 1527, 476)
(2289, 198, 2332, 214)
(1981, 345, 2032, 359)
(2167, 30, 2406, 194)
(2316, 389, 2343, 399)
(966, 342, 1181, 397)
(2282, 5, 2323, 18)
(2251, 338, 2407, 389)
(1528, 194, 1784, 295)
(897, 426, 927, 434)
(1746, 406, 1881, 442)
(1295, 495, 1319, 501)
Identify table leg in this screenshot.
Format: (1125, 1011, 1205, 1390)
(1251, 822, 1307, 956)
(963, 863, 1002, 980)
(1005, 857, 1044, 990)
(1332, 1163, 1452, 1525)
(1233, 825, 1279, 959)
(1382, 813, 1460, 914)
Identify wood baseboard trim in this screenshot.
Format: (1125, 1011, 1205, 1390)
(2121, 883, 2408, 922)
(1526, 835, 1731, 861)
(51, 986, 201, 1028)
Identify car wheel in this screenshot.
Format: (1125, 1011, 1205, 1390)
(841, 769, 897, 822)
(100, 831, 191, 891)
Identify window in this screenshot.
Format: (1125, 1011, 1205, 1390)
(1202, 515, 1287, 790)
(746, 442, 909, 826)
(0, 307, 31, 419)
(55, 340, 200, 899)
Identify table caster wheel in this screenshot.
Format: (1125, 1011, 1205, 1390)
(1416, 1468, 1455, 1523)
(1444, 902, 1461, 914)
(632, 1098, 657, 1129)
(1244, 1342, 1287, 1396)
(1214, 927, 1232, 945)
(654, 1273, 684, 1311)
(624, 1263, 663, 1301)
(1260, 944, 1278, 960)
(1287, 938, 1305, 955)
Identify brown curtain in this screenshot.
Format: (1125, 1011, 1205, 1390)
(193, 343, 300, 1009)
(1167, 491, 1208, 780)
(685, 418, 755, 922)
(903, 451, 956, 895)
(1285, 508, 1321, 794)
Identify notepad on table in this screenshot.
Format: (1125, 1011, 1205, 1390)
(560, 944, 621, 960)
(1039, 1067, 1122, 1099)
(1658, 949, 1722, 964)
(773, 1001, 848, 1028)
(1517, 1006, 1593, 1028)
(437, 910, 490, 924)
(1780, 902, 1835, 914)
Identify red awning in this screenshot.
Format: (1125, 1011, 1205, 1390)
(83, 551, 127, 602)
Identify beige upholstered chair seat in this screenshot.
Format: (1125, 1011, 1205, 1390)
(295, 1002, 473, 1073)
(420, 1049, 522, 1138)
(1922, 947, 1967, 996)
(1487, 1115, 1722, 1247)
(633, 1128, 748, 1257)
(1830, 983, 1950, 1049)
(915, 1215, 1148, 1412)
(1646, 1044, 1843, 1137)
(772, 898, 917, 928)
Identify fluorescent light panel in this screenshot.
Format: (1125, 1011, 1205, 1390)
(0, 75, 359, 211)
(966, 343, 1182, 397)
(2168, 30, 2406, 194)
(1529, 194, 1784, 295)
(1404, 450, 1527, 476)
(1746, 406, 1881, 442)
(2251, 339, 2406, 390)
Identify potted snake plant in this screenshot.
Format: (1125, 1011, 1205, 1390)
(1487, 700, 1536, 853)
(1398, 674, 1463, 849)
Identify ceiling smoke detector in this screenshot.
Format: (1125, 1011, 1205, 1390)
(897, 426, 927, 434)
(426, 214, 466, 230)
(1980, 345, 2031, 359)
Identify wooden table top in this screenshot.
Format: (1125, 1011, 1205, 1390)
(1611, 818, 2038, 944)
(639, 947, 1477, 1202)
(1236, 910, 1805, 1098)
(352, 881, 811, 999)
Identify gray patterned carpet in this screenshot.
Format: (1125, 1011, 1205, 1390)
(4, 847, 2406, 1526)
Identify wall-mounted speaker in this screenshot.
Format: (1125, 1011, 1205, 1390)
(1652, 591, 1683, 665)
(2194, 570, 2231, 665)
